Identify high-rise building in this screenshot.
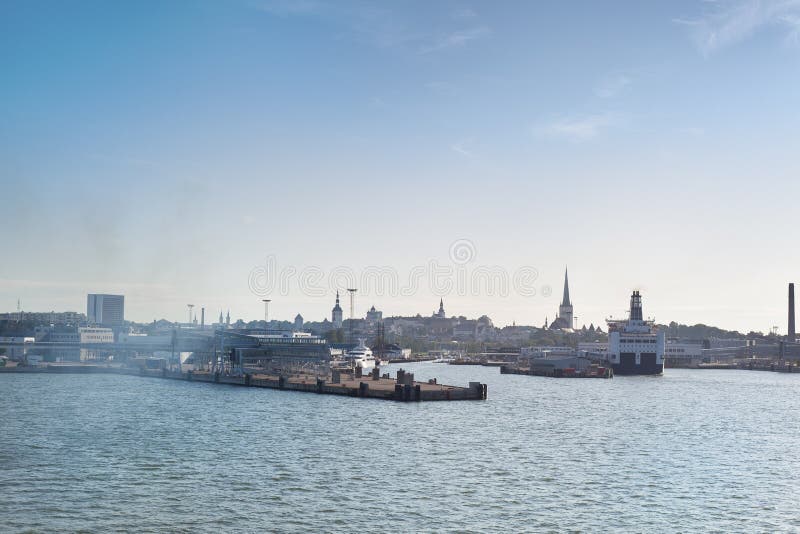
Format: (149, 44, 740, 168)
(86, 294, 125, 325)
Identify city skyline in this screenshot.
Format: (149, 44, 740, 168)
(3, 1, 800, 332)
(2, 271, 794, 336)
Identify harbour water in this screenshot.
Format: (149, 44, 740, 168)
(2, 364, 800, 532)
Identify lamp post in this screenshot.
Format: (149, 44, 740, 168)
(347, 289, 357, 343)
(262, 299, 271, 332)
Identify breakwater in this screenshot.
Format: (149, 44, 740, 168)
(0, 364, 487, 402)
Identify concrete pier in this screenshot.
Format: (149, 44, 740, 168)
(0, 364, 487, 402)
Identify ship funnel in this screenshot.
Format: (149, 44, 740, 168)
(629, 290, 643, 321)
(789, 283, 796, 343)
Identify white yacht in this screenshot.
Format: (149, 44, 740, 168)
(345, 339, 376, 371)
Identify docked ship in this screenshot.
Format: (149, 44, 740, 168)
(344, 338, 376, 371)
(605, 290, 665, 375)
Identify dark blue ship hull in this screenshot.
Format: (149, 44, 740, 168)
(612, 352, 663, 375)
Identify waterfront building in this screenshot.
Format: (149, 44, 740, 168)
(331, 292, 343, 328)
(234, 332, 330, 373)
(453, 319, 478, 340)
(78, 327, 114, 343)
(87, 294, 124, 325)
(664, 341, 704, 366)
(365, 305, 382, 324)
(370, 342, 411, 360)
(577, 341, 609, 357)
(0, 310, 86, 324)
(521, 346, 575, 358)
(294, 313, 304, 331)
(48, 330, 79, 343)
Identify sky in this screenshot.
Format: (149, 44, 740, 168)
(2, 0, 800, 332)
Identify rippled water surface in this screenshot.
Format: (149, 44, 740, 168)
(2, 365, 800, 532)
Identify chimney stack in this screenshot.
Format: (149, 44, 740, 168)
(789, 284, 795, 343)
(201, 307, 205, 330)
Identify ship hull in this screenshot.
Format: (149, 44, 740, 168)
(611, 361, 663, 375)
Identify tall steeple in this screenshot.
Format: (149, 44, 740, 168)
(557, 266, 574, 329)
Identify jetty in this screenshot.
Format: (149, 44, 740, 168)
(0, 363, 487, 402)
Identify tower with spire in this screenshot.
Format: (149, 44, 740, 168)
(332, 291, 343, 328)
(435, 298, 446, 318)
(548, 267, 574, 330)
(558, 267, 573, 328)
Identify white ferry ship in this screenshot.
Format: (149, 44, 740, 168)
(605, 290, 665, 375)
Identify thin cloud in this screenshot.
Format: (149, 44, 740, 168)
(420, 26, 491, 54)
(674, 0, 800, 56)
(251, 3, 490, 54)
(369, 96, 386, 108)
(450, 141, 474, 157)
(534, 113, 619, 141)
(594, 74, 632, 98)
(453, 7, 477, 19)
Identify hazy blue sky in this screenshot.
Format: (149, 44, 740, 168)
(2, 1, 800, 332)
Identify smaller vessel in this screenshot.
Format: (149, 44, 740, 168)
(345, 338, 376, 371)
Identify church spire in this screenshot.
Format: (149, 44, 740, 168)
(562, 267, 571, 306)
(436, 298, 445, 318)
